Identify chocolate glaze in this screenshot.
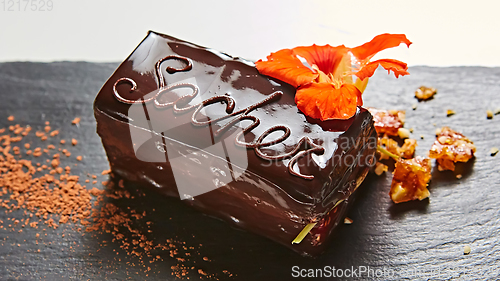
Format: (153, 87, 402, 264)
(94, 31, 377, 256)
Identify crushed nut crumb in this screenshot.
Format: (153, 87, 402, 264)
(464, 245, 471, 255)
(398, 128, 411, 139)
(374, 162, 388, 176)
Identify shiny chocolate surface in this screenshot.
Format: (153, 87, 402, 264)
(94, 31, 377, 255)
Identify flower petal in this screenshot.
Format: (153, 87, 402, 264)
(295, 83, 361, 121)
(355, 59, 410, 80)
(350, 34, 412, 62)
(292, 44, 350, 77)
(255, 49, 318, 88)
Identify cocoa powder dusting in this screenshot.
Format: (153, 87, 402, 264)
(0, 117, 228, 280)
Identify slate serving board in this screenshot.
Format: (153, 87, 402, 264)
(0, 62, 499, 281)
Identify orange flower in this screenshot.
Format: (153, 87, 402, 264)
(256, 34, 412, 120)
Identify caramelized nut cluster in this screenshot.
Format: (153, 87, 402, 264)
(390, 157, 432, 203)
(379, 136, 417, 160)
(429, 127, 476, 171)
(415, 86, 437, 100)
(368, 108, 406, 136)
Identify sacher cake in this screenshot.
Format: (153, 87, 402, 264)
(94, 31, 377, 256)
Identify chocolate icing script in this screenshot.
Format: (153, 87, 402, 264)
(112, 55, 326, 180)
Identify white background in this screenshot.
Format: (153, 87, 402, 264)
(0, 0, 499, 66)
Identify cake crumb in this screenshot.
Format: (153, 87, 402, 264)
(76, 155, 83, 161)
(71, 138, 78, 146)
(491, 147, 499, 156)
(446, 109, 456, 117)
(72, 117, 81, 125)
(456, 174, 463, 179)
(487, 110, 494, 119)
(7, 115, 15, 121)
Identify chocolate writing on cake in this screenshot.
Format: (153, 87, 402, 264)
(112, 55, 325, 180)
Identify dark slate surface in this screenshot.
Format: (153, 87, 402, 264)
(0, 62, 499, 280)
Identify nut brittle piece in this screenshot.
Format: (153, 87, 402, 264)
(368, 108, 405, 136)
(429, 127, 476, 171)
(379, 136, 417, 160)
(415, 86, 437, 101)
(401, 139, 417, 159)
(390, 157, 432, 203)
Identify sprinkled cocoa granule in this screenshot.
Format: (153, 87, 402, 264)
(72, 117, 81, 125)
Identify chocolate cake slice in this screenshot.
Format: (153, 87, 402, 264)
(94, 31, 377, 256)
